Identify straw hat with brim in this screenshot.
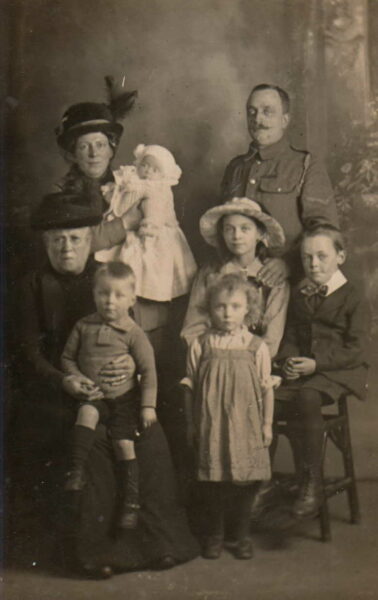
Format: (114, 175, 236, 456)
(200, 197, 285, 249)
(56, 102, 124, 152)
(31, 192, 103, 231)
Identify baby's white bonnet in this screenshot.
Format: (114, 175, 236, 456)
(133, 144, 182, 185)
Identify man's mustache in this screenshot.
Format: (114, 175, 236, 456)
(253, 124, 270, 130)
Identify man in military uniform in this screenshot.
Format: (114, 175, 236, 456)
(221, 84, 339, 284)
(221, 84, 340, 517)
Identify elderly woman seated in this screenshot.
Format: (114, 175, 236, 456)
(10, 191, 198, 578)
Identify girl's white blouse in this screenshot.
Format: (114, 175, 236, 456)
(183, 326, 274, 391)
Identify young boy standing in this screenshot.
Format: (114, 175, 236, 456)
(277, 225, 369, 518)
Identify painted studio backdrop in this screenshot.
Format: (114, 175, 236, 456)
(5, 0, 378, 476)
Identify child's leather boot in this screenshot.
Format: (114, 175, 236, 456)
(292, 470, 323, 518)
(202, 535, 223, 559)
(118, 459, 140, 529)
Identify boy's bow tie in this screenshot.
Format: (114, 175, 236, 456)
(300, 283, 328, 297)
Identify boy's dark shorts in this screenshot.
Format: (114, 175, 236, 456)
(80, 388, 139, 440)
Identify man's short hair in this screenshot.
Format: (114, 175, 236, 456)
(250, 84, 290, 114)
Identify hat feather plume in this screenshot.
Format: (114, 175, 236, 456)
(105, 75, 137, 120)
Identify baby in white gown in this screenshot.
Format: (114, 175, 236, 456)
(96, 144, 197, 302)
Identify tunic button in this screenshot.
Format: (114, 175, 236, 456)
(277, 187, 282, 192)
(249, 178, 256, 184)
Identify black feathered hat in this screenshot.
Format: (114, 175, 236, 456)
(56, 76, 137, 152)
(31, 192, 103, 231)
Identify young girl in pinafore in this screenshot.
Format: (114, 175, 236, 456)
(182, 273, 274, 560)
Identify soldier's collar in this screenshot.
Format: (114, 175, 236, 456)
(248, 136, 290, 161)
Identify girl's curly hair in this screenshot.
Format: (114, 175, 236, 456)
(206, 273, 262, 331)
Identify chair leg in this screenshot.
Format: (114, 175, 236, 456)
(274, 395, 360, 542)
(287, 433, 305, 483)
(318, 431, 330, 541)
(319, 500, 331, 542)
(342, 416, 360, 524)
(347, 485, 360, 524)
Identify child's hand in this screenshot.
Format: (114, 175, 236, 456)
(141, 407, 157, 429)
(121, 203, 143, 230)
(62, 375, 104, 401)
(271, 375, 282, 390)
(262, 423, 273, 447)
(288, 357, 316, 377)
(282, 358, 301, 380)
(80, 382, 104, 400)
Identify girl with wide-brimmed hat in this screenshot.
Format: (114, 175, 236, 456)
(181, 196, 289, 359)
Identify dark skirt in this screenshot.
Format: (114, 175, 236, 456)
(61, 421, 199, 571)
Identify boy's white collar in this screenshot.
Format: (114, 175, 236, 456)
(302, 269, 347, 296)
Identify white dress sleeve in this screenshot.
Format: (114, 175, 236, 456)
(255, 340, 274, 390)
(181, 265, 213, 346)
(180, 337, 203, 390)
(261, 280, 290, 359)
(106, 166, 146, 218)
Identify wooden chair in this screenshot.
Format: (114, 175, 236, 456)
(275, 393, 360, 541)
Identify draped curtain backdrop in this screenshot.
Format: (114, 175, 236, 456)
(5, 0, 378, 475)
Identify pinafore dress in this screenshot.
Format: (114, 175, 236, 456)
(194, 333, 271, 483)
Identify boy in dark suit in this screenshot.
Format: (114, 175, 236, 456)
(276, 225, 369, 518)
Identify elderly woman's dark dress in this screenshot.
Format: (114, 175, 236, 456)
(13, 196, 198, 574)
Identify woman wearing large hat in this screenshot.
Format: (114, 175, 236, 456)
(181, 197, 290, 359)
(55, 77, 137, 215)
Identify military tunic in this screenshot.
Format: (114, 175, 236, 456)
(221, 137, 339, 261)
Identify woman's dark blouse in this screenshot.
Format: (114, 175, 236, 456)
(17, 258, 98, 388)
(55, 164, 114, 213)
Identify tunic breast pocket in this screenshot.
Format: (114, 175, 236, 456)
(256, 177, 302, 245)
(258, 176, 298, 195)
